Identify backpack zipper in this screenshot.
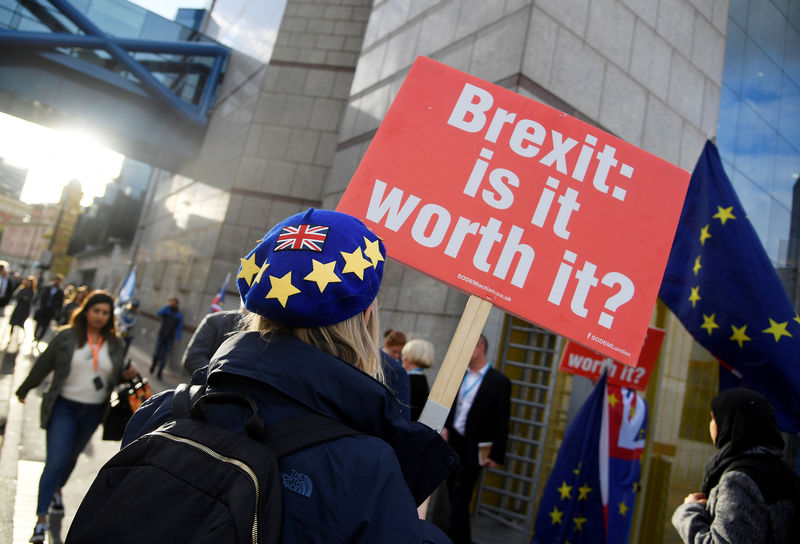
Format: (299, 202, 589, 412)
(150, 430, 260, 544)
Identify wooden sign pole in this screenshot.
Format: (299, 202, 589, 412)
(418, 294, 493, 431)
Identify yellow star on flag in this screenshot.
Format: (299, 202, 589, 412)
(699, 224, 712, 245)
(795, 314, 800, 326)
(693, 255, 702, 275)
(549, 506, 563, 525)
(341, 247, 372, 280)
(265, 272, 301, 308)
(701, 313, 719, 335)
(573, 462, 581, 477)
(688, 286, 701, 308)
(557, 481, 572, 500)
(608, 393, 619, 408)
(762, 318, 792, 342)
(729, 324, 751, 348)
(363, 237, 384, 268)
(254, 262, 269, 284)
(618, 501, 629, 516)
(573, 516, 587, 531)
(629, 405, 637, 419)
(712, 205, 736, 225)
(578, 483, 592, 500)
(304, 259, 341, 293)
(237, 254, 261, 286)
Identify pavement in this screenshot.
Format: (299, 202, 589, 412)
(0, 312, 188, 544)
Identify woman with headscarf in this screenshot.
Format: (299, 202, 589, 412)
(119, 209, 455, 543)
(672, 388, 800, 543)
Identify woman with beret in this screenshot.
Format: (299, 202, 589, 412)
(16, 290, 139, 543)
(672, 388, 800, 543)
(122, 209, 455, 543)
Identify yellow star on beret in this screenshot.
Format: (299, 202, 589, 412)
(363, 237, 384, 269)
(304, 259, 341, 293)
(238, 254, 261, 286)
(265, 272, 301, 307)
(340, 247, 372, 280)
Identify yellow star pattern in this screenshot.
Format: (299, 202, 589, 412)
(363, 237, 384, 268)
(577, 483, 592, 500)
(573, 516, 587, 531)
(712, 205, 736, 225)
(795, 314, 800, 326)
(701, 313, 719, 335)
(699, 224, 712, 245)
(762, 318, 792, 342)
(608, 393, 618, 408)
(729, 324, 751, 349)
(265, 272, 301, 308)
(254, 262, 269, 284)
(304, 259, 341, 293)
(688, 286, 701, 308)
(557, 481, 572, 500)
(340, 247, 372, 280)
(618, 501, 629, 516)
(693, 255, 702, 275)
(237, 254, 261, 286)
(629, 404, 637, 419)
(549, 506, 563, 525)
(573, 463, 581, 477)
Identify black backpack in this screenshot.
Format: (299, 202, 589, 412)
(66, 384, 358, 544)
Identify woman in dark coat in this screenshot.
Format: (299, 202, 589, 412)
(6, 275, 37, 347)
(672, 388, 800, 543)
(120, 209, 455, 543)
(401, 338, 434, 421)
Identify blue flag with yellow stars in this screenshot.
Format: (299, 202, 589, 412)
(659, 141, 800, 432)
(533, 373, 607, 544)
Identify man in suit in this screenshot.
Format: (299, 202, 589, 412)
(442, 334, 511, 544)
(33, 274, 64, 343)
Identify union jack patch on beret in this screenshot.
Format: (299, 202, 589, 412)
(275, 224, 329, 252)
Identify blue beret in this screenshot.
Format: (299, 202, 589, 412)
(237, 208, 386, 328)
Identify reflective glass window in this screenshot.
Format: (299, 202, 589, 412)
(742, 36, 782, 129)
(747, 0, 786, 67)
(723, 20, 746, 95)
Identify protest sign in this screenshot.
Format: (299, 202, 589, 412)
(338, 57, 688, 366)
(557, 327, 665, 390)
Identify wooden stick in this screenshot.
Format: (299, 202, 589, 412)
(418, 295, 493, 431)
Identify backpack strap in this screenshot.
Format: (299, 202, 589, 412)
(172, 383, 207, 420)
(266, 414, 360, 458)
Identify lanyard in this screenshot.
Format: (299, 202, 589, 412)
(408, 368, 424, 375)
(460, 364, 489, 400)
(87, 334, 104, 373)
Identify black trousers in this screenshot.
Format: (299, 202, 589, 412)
(445, 429, 482, 544)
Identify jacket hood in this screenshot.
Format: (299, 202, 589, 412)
(207, 330, 456, 504)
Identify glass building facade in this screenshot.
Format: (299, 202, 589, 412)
(717, 0, 800, 269)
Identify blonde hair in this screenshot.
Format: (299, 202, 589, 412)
(401, 338, 435, 369)
(246, 304, 385, 385)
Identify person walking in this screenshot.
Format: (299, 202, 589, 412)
(149, 297, 183, 380)
(33, 274, 65, 344)
(401, 338, 435, 422)
(441, 334, 511, 544)
(121, 209, 455, 542)
(672, 388, 800, 543)
(0, 260, 16, 316)
(16, 290, 139, 543)
(6, 275, 37, 349)
(114, 299, 139, 358)
(59, 285, 88, 326)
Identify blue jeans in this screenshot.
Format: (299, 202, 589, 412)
(37, 397, 104, 515)
(152, 336, 173, 374)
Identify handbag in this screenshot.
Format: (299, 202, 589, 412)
(102, 375, 152, 441)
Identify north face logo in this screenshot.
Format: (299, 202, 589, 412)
(281, 469, 313, 498)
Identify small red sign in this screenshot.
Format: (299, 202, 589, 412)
(337, 57, 689, 365)
(557, 327, 665, 390)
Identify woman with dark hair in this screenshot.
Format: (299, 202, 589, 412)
(6, 275, 37, 349)
(16, 290, 139, 543)
(672, 388, 800, 543)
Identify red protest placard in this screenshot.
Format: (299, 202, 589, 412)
(337, 57, 689, 365)
(557, 327, 665, 390)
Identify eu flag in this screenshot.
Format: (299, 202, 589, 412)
(533, 373, 607, 544)
(659, 141, 800, 432)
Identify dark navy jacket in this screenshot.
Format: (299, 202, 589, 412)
(124, 331, 456, 543)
